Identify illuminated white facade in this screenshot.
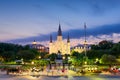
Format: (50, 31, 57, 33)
(49, 24, 70, 55)
(72, 44, 91, 53)
(31, 40, 48, 52)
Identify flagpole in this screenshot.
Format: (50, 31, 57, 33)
(84, 23, 87, 62)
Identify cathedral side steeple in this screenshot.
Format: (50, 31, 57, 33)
(50, 35, 52, 43)
(67, 33, 70, 43)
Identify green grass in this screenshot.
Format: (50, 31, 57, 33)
(3, 61, 16, 64)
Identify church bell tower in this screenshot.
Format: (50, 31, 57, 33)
(57, 23, 62, 41)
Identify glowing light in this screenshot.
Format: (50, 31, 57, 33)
(39, 56, 41, 59)
(31, 61, 34, 64)
(96, 58, 99, 61)
(32, 41, 37, 45)
(85, 61, 87, 65)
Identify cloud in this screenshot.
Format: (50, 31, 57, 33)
(64, 23, 120, 38)
(6, 23, 120, 45)
(70, 33, 120, 47)
(39, 33, 120, 47)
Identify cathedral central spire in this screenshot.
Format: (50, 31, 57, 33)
(49, 22, 70, 55)
(58, 23, 62, 36)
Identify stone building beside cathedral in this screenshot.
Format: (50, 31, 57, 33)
(49, 24, 70, 55)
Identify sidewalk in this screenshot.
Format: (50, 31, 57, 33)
(4, 69, 120, 77)
(7, 69, 77, 76)
(29, 70, 76, 76)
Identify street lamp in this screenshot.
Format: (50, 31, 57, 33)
(68, 57, 70, 60)
(31, 61, 34, 65)
(68, 56, 70, 68)
(95, 58, 99, 64)
(84, 23, 88, 62)
(39, 56, 41, 59)
(84, 61, 87, 65)
(62, 56, 65, 70)
(21, 58, 24, 64)
(63, 56, 65, 60)
(96, 58, 99, 61)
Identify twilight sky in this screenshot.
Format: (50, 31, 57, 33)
(0, 0, 120, 46)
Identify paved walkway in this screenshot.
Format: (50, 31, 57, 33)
(1, 70, 120, 80)
(8, 69, 77, 76)
(1, 69, 120, 77)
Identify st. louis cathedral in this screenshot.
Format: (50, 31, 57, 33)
(49, 24, 70, 55)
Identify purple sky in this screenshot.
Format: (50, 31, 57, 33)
(0, 0, 120, 45)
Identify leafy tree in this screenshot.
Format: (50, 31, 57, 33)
(39, 52, 48, 59)
(1, 51, 15, 62)
(101, 54, 117, 64)
(30, 49, 40, 59)
(0, 43, 40, 62)
(48, 53, 57, 61)
(62, 54, 70, 64)
(34, 59, 49, 67)
(71, 58, 82, 66)
(71, 51, 84, 66)
(87, 50, 99, 59)
(91, 45, 100, 50)
(99, 40, 113, 50)
(0, 56, 4, 62)
(0, 43, 23, 52)
(64, 54, 70, 60)
(91, 40, 113, 50)
(23, 45, 30, 50)
(111, 43, 120, 57)
(17, 50, 36, 61)
(86, 50, 110, 59)
(47, 53, 57, 69)
(71, 51, 84, 59)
